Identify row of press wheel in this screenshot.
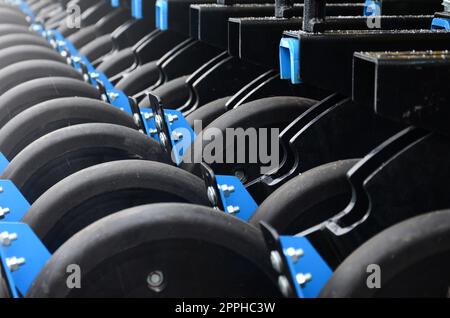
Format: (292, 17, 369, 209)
(0, 0, 449, 298)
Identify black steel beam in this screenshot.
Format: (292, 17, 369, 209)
(229, 15, 432, 68)
(353, 50, 450, 136)
(191, 3, 364, 49)
(284, 29, 450, 95)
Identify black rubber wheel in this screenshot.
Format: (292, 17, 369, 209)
(43, 9, 67, 30)
(0, 4, 21, 13)
(79, 33, 114, 62)
(57, 1, 108, 38)
(0, 8, 28, 25)
(72, 8, 131, 50)
(182, 96, 317, 178)
(115, 61, 160, 96)
(1, 123, 169, 203)
(29, 0, 53, 16)
(252, 159, 359, 268)
(0, 60, 82, 97)
(67, 24, 98, 49)
(249, 159, 360, 234)
(186, 96, 231, 128)
(35, 2, 60, 20)
(26, 202, 280, 297)
(0, 77, 100, 129)
(22, 161, 208, 253)
(0, 97, 136, 161)
(0, 23, 33, 37)
(96, 47, 135, 78)
(0, 45, 65, 71)
(0, 33, 52, 51)
(139, 76, 190, 109)
(320, 209, 450, 298)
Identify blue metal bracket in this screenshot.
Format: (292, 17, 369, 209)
(279, 236, 332, 298)
(163, 109, 195, 165)
(111, 0, 120, 8)
(200, 163, 258, 222)
(431, 18, 450, 30)
(34, 10, 195, 172)
(156, 0, 168, 31)
(47, 30, 81, 59)
(140, 107, 157, 137)
(46, 32, 99, 87)
(141, 107, 196, 165)
(215, 176, 258, 222)
(93, 78, 137, 118)
(261, 223, 332, 298)
(44, 31, 90, 76)
(198, 163, 331, 298)
(364, 0, 381, 16)
(0, 153, 9, 175)
(0, 222, 51, 297)
(43, 31, 135, 116)
(132, 0, 143, 20)
(108, 89, 134, 115)
(73, 56, 110, 89)
(72, 55, 95, 76)
(30, 23, 46, 37)
(0, 180, 30, 223)
(94, 71, 114, 91)
(143, 94, 196, 165)
(279, 37, 301, 85)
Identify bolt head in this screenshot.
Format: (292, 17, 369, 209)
(285, 247, 304, 263)
(220, 185, 235, 197)
(6, 257, 25, 272)
(0, 232, 17, 247)
(168, 114, 179, 123)
(154, 115, 164, 131)
(296, 273, 312, 286)
(0, 207, 11, 218)
(159, 133, 170, 150)
(147, 271, 166, 293)
(133, 113, 141, 126)
(143, 112, 153, 120)
(278, 276, 292, 298)
(50, 40, 58, 49)
(108, 92, 119, 101)
(226, 206, 240, 215)
(270, 251, 283, 274)
(207, 186, 218, 206)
